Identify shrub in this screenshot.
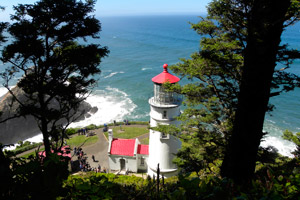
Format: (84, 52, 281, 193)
(65, 128, 80, 136)
(5, 142, 43, 156)
(85, 124, 98, 130)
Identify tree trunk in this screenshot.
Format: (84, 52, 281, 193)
(41, 118, 51, 157)
(221, 0, 291, 183)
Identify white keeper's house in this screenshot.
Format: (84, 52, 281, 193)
(108, 64, 182, 177)
(107, 129, 149, 173)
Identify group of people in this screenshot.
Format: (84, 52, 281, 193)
(71, 147, 106, 173)
(74, 147, 84, 159)
(71, 147, 89, 172)
(123, 119, 129, 125)
(78, 158, 106, 173)
(77, 128, 88, 136)
(89, 164, 106, 173)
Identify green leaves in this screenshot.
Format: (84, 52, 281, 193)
(168, 0, 300, 181)
(1, 0, 109, 156)
(282, 130, 300, 156)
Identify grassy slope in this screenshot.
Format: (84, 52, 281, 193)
(103, 126, 149, 142)
(19, 124, 148, 157)
(66, 135, 98, 148)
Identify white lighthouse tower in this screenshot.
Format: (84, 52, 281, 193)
(147, 64, 182, 178)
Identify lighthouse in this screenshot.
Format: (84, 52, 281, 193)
(147, 64, 182, 178)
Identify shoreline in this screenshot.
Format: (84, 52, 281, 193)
(7, 119, 296, 159)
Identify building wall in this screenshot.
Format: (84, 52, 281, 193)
(148, 97, 182, 178)
(108, 155, 138, 172)
(148, 129, 181, 172)
(149, 103, 181, 127)
(137, 154, 149, 172)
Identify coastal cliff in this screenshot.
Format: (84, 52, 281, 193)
(0, 86, 97, 145)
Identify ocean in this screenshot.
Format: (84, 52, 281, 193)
(1, 15, 299, 156)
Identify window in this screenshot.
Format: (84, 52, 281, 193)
(161, 132, 169, 139)
(163, 111, 167, 119)
(141, 157, 145, 166)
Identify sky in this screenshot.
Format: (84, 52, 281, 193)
(0, 0, 210, 21)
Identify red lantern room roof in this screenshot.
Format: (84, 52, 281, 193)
(152, 64, 180, 84)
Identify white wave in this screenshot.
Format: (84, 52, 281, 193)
(0, 87, 8, 98)
(4, 145, 18, 151)
(282, 120, 291, 125)
(106, 86, 129, 97)
(0, 86, 16, 101)
(3, 86, 137, 150)
(102, 69, 112, 73)
(24, 134, 43, 144)
(142, 68, 152, 71)
(4, 134, 44, 151)
(265, 119, 276, 124)
(260, 135, 296, 158)
(263, 121, 296, 157)
(69, 87, 137, 128)
(103, 71, 125, 79)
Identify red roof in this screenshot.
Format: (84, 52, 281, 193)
(152, 64, 180, 84)
(110, 138, 136, 156)
(38, 146, 71, 159)
(137, 144, 149, 155)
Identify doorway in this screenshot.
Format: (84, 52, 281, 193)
(120, 159, 126, 170)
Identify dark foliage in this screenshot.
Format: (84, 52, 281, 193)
(0, 0, 109, 156)
(168, 0, 300, 182)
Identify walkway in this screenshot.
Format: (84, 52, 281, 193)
(80, 128, 109, 170)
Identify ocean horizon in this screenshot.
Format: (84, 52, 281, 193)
(1, 15, 299, 156)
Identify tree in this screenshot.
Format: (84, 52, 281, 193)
(221, 0, 300, 183)
(169, 0, 300, 182)
(282, 130, 300, 156)
(0, 6, 7, 44)
(0, 0, 109, 157)
(0, 6, 13, 199)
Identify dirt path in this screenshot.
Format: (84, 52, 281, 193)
(80, 128, 109, 170)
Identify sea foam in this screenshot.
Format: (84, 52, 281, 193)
(0, 87, 9, 100)
(262, 120, 296, 157)
(4, 86, 137, 149)
(141, 67, 152, 71)
(69, 86, 137, 128)
(103, 71, 125, 79)
(260, 136, 296, 158)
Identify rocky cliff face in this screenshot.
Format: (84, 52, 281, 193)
(0, 87, 97, 145)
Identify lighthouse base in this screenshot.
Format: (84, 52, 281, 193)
(147, 165, 178, 178)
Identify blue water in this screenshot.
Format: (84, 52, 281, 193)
(1, 15, 300, 156)
(94, 15, 200, 121)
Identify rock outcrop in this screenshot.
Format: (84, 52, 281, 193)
(0, 87, 97, 145)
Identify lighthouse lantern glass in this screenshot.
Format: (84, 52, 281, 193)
(154, 83, 180, 104)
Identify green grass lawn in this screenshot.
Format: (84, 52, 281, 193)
(20, 126, 148, 158)
(140, 138, 149, 145)
(66, 135, 98, 148)
(19, 135, 98, 158)
(104, 126, 149, 140)
(20, 147, 45, 158)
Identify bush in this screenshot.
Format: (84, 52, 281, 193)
(65, 128, 80, 136)
(5, 142, 43, 156)
(85, 124, 98, 130)
(60, 172, 175, 199)
(16, 141, 32, 149)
